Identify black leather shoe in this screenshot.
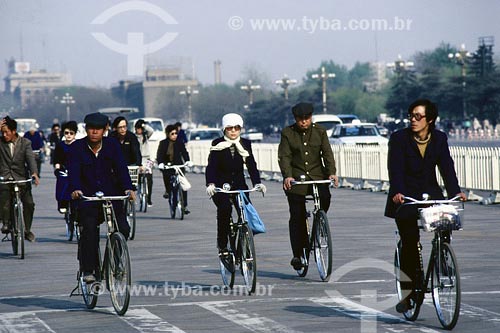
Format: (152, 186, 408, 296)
(25, 231, 36, 242)
(1, 224, 11, 234)
(290, 257, 303, 270)
(184, 208, 190, 215)
(163, 192, 169, 199)
(395, 296, 413, 313)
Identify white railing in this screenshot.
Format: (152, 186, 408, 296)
(187, 142, 500, 204)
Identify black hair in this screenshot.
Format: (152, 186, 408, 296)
(165, 124, 177, 136)
(408, 99, 438, 130)
(51, 123, 60, 130)
(112, 116, 127, 129)
(174, 122, 182, 128)
(62, 121, 78, 133)
(2, 116, 17, 131)
(134, 119, 145, 129)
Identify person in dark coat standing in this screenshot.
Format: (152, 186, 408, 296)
(110, 116, 142, 166)
(156, 124, 191, 213)
(68, 112, 135, 283)
(205, 113, 266, 258)
(384, 99, 466, 313)
(278, 102, 338, 271)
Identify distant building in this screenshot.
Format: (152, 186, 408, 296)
(3, 58, 71, 110)
(111, 67, 198, 119)
(364, 62, 389, 92)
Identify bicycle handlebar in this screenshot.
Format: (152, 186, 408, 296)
(291, 179, 335, 186)
(214, 187, 259, 194)
(402, 195, 463, 205)
(81, 192, 130, 201)
(159, 162, 192, 170)
(0, 178, 32, 185)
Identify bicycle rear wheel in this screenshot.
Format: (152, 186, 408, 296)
(107, 232, 131, 316)
(394, 240, 422, 321)
(141, 177, 148, 213)
(79, 271, 99, 309)
(432, 242, 460, 330)
(313, 210, 332, 281)
(126, 200, 136, 240)
(240, 225, 257, 295)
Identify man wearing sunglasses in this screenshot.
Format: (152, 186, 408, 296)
(385, 99, 466, 313)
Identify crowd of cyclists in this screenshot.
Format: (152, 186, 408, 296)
(0, 98, 466, 316)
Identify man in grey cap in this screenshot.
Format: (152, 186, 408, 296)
(278, 102, 338, 271)
(68, 112, 135, 283)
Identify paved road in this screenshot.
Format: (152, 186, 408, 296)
(1, 165, 499, 332)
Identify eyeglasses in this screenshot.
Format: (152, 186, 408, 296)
(408, 113, 426, 121)
(225, 125, 241, 132)
(64, 131, 75, 135)
(169, 132, 178, 136)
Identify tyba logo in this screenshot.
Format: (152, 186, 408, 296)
(91, 1, 178, 76)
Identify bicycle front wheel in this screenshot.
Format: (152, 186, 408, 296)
(313, 210, 332, 281)
(79, 271, 99, 309)
(432, 242, 460, 330)
(141, 177, 148, 213)
(126, 200, 136, 240)
(240, 226, 257, 295)
(65, 210, 74, 241)
(107, 232, 131, 316)
(394, 240, 421, 321)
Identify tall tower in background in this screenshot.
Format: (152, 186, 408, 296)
(214, 60, 222, 84)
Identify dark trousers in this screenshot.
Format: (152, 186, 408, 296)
(0, 185, 35, 232)
(161, 170, 188, 207)
(395, 205, 420, 290)
(212, 192, 248, 250)
(286, 184, 331, 258)
(78, 201, 130, 272)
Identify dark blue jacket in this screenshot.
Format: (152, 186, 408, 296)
(23, 131, 45, 150)
(67, 137, 133, 198)
(205, 137, 261, 189)
(384, 128, 461, 218)
(156, 138, 190, 165)
(110, 130, 142, 166)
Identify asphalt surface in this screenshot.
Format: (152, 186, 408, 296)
(1, 164, 499, 333)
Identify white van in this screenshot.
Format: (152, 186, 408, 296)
(312, 114, 342, 137)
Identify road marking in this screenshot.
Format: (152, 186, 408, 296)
(117, 307, 186, 332)
(198, 301, 301, 333)
(311, 296, 443, 333)
(0, 313, 56, 333)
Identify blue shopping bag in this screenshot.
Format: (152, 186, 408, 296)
(239, 191, 266, 234)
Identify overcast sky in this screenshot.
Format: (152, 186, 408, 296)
(1, 0, 499, 89)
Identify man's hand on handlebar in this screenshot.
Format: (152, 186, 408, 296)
(125, 189, 136, 201)
(71, 190, 83, 200)
(329, 175, 339, 188)
(283, 177, 294, 191)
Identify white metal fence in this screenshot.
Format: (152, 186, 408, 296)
(187, 142, 500, 204)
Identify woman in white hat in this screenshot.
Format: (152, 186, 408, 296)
(205, 113, 266, 258)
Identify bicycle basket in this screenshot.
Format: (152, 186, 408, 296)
(127, 166, 140, 187)
(419, 204, 464, 232)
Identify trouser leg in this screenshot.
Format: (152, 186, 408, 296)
(286, 193, 309, 258)
(395, 205, 420, 291)
(213, 193, 232, 250)
(21, 187, 35, 232)
(78, 207, 100, 272)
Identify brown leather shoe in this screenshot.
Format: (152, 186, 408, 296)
(24, 231, 36, 242)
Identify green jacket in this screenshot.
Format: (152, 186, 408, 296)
(278, 123, 336, 195)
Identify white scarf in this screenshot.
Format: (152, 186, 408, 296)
(210, 135, 250, 161)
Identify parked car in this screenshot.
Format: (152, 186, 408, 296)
(241, 129, 263, 142)
(337, 114, 361, 124)
(330, 123, 389, 145)
(312, 114, 343, 137)
(376, 125, 389, 137)
(187, 128, 223, 141)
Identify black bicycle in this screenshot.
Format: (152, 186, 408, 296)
(160, 162, 190, 220)
(126, 166, 138, 240)
(291, 179, 334, 282)
(0, 178, 32, 259)
(214, 184, 261, 295)
(70, 192, 132, 316)
(394, 195, 464, 330)
(137, 159, 153, 213)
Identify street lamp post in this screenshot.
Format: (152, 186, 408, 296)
(311, 66, 335, 114)
(386, 55, 414, 120)
(179, 86, 199, 124)
(448, 44, 472, 120)
(60, 92, 75, 122)
(275, 74, 297, 101)
(240, 80, 261, 106)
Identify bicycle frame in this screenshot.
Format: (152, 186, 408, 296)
(160, 163, 190, 219)
(290, 179, 334, 281)
(0, 178, 32, 259)
(395, 195, 464, 329)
